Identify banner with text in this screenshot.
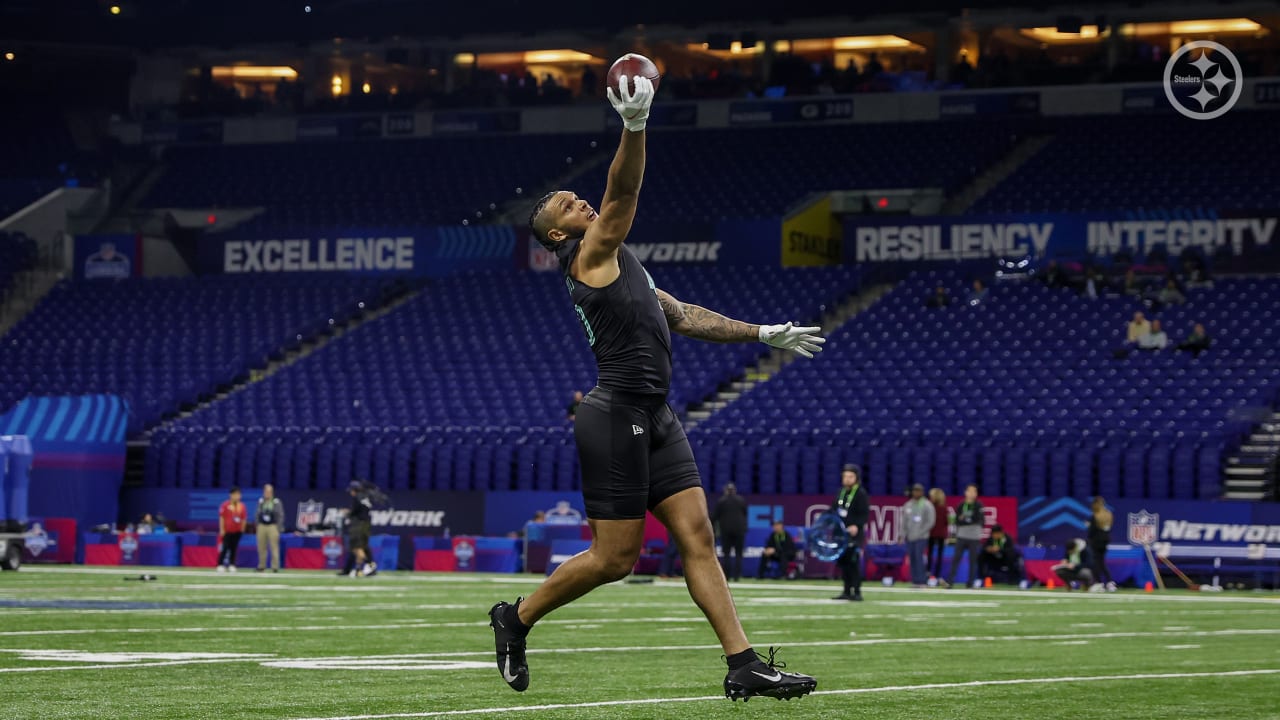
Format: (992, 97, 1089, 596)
(739, 494, 1018, 545)
(199, 225, 516, 277)
(74, 234, 140, 280)
(120, 488, 485, 537)
(1018, 496, 1280, 552)
(518, 218, 780, 271)
(728, 98, 854, 125)
(843, 211, 1280, 267)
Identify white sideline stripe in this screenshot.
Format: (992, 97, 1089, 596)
(288, 669, 1280, 720)
(0, 658, 268, 673)
(4, 603, 1277, 637)
(17, 566, 1280, 604)
(2, 629, 1275, 674)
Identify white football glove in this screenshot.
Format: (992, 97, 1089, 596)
(759, 322, 825, 359)
(607, 75, 655, 132)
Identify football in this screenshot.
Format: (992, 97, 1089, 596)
(606, 53, 660, 93)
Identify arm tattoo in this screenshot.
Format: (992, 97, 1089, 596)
(655, 288, 758, 344)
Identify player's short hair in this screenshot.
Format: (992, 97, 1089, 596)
(528, 191, 559, 251)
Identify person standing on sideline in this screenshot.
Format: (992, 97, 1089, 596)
(711, 484, 748, 582)
(927, 488, 949, 580)
(217, 487, 247, 572)
(347, 481, 376, 577)
(903, 484, 936, 587)
(832, 464, 869, 600)
(1087, 496, 1116, 592)
(255, 484, 285, 573)
(946, 484, 985, 588)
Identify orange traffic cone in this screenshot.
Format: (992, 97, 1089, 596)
(984, 576, 993, 588)
(1046, 577, 1056, 589)
(1144, 581, 1154, 593)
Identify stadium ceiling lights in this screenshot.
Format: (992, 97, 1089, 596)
(453, 50, 600, 67)
(774, 36, 923, 53)
(1020, 26, 1103, 44)
(1022, 18, 1264, 44)
(1122, 18, 1264, 36)
(211, 66, 299, 80)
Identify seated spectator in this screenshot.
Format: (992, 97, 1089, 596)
(1052, 538, 1095, 590)
(137, 513, 159, 534)
(567, 390, 584, 421)
(1137, 319, 1168, 351)
(1122, 269, 1142, 297)
(757, 521, 798, 579)
(1126, 311, 1151, 345)
(965, 279, 988, 306)
(1084, 268, 1102, 299)
(1181, 257, 1213, 289)
(1039, 260, 1067, 289)
(1176, 322, 1212, 357)
(925, 285, 951, 309)
(1158, 278, 1186, 306)
(978, 524, 1023, 585)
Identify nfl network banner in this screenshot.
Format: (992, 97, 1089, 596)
(201, 225, 516, 277)
(518, 219, 780, 271)
(844, 211, 1280, 265)
(120, 488, 485, 537)
(74, 234, 140, 280)
(728, 97, 854, 125)
(1018, 496, 1280, 553)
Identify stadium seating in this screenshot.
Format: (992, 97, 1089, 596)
(694, 272, 1280, 499)
(0, 231, 38, 301)
(574, 121, 1022, 227)
(142, 134, 607, 233)
(973, 111, 1280, 213)
(148, 264, 859, 490)
(0, 276, 391, 432)
(139, 120, 1022, 235)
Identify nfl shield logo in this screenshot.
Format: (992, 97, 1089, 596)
(297, 500, 324, 531)
(1128, 511, 1160, 546)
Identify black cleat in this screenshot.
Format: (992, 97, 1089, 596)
(724, 647, 816, 702)
(489, 600, 530, 692)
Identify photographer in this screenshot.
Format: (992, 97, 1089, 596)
(756, 521, 797, 580)
(978, 524, 1023, 586)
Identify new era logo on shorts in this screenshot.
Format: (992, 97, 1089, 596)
(632, 424, 644, 435)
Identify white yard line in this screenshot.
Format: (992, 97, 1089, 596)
(286, 668, 1280, 720)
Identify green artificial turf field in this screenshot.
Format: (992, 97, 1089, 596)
(1, 567, 1277, 720)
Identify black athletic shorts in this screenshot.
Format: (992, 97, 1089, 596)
(574, 386, 702, 520)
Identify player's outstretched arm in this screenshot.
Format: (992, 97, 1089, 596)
(656, 288, 826, 358)
(581, 76, 654, 266)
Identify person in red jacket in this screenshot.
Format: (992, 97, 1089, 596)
(217, 487, 247, 573)
(927, 488, 950, 581)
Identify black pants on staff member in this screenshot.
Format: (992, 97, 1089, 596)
(1089, 540, 1112, 585)
(720, 531, 745, 582)
(835, 543, 863, 600)
(218, 532, 243, 567)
